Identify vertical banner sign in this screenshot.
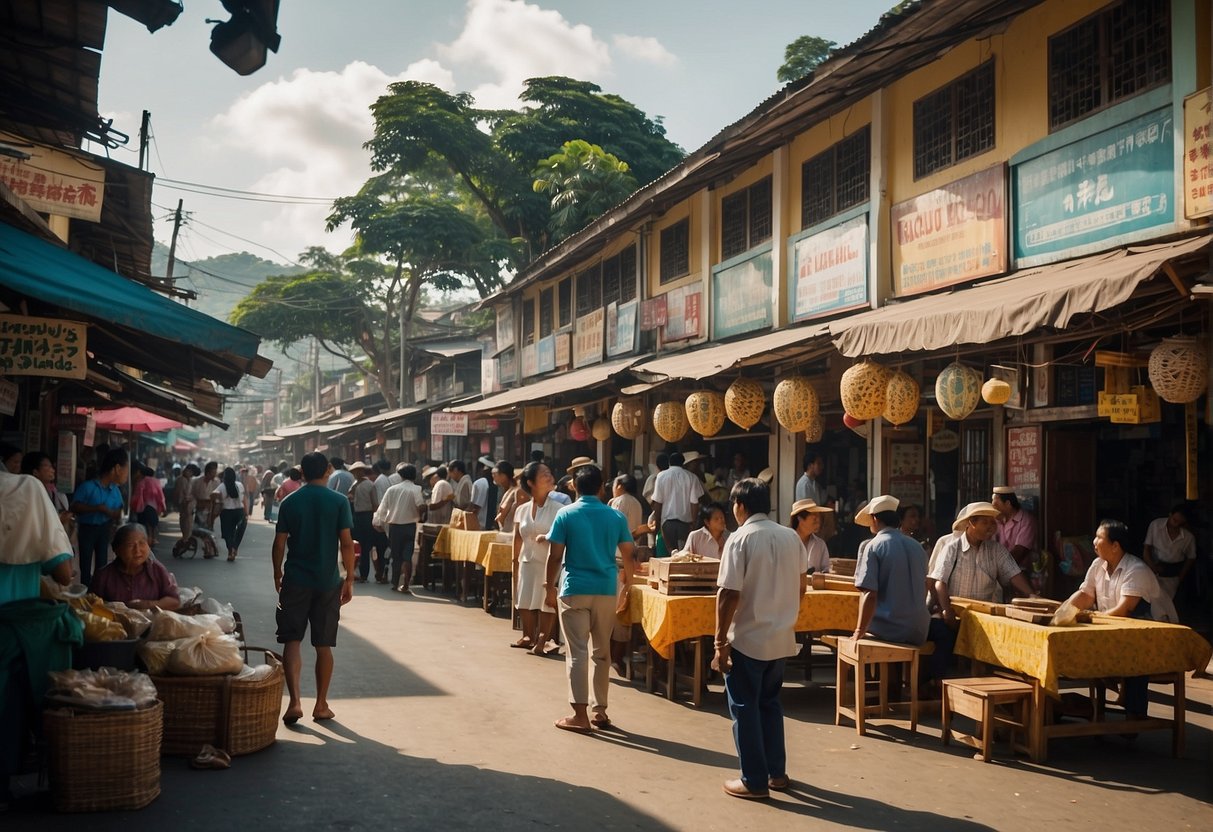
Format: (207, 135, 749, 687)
(640, 296, 667, 331)
(1183, 87, 1213, 219)
(497, 348, 517, 386)
(430, 412, 469, 437)
(554, 332, 571, 368)
(891, 165, 1007, 296)
(0, 131, 106, 222)
(56, 432, 76, 494)
(607, 300, 638, 357)
(536, 334, 556, 373)
(521, 343, 538, 378)
(1015, 108, 1174, 263)
(789, 215, 869, 320)
(664, 285, 702, 341)
(1006, 425, 1042, 498)
(887, 442, 925, 508)
(0, 314, 88, 379)
(712, 249, 773, 339)
(495, 303, 515, 350)
(25, 409, 40, 453)
(0, 378, 17, 416)
(573, 309, 605, 368)
(413, 375, 427, 403)
(1186, 402, 1198, 500)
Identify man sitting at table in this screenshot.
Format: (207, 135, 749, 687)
(852, 495, 929, 647)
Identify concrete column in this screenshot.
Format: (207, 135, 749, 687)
(771, 146, 789, 327)
(777, 424, 795, 520)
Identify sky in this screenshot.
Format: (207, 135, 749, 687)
(94, 0, 897, 269)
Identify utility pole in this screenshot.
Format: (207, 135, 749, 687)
(137, 110, 150, 171)
(312, 338, 321, 418)
(164, 199, 184, 287)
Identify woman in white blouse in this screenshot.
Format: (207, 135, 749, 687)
(512, 461, 561, 655)
(789, 498, 832, 574)
(680, 502, 730, 559)
(211, 467, 248, 562)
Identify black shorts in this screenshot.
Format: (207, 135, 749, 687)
(276, 583, 342, 647)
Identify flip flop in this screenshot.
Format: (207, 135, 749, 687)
(591, 717, 614, 730)
(190, 745, 232, 770)
(509, 639, 534, 649)
(554, 717, 592, 735)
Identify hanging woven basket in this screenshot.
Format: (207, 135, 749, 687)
(981, 378, 1012, 406)
(773, 376, 820, 433)
(803, 414, 824, 443)
(725, 378, 766, 430)
(840, 361, 889, 421)
(591, 416, 612, 442)
(935, 362, 982, 420)
(883, 370, 920, 425)
(685, 391, 726, 437)
(1148, 336, 1208, 404)
(653, 401, 689, 443)
(611, 399, 646, 439)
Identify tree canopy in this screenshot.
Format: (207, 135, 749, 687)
(777, 35, 837, 83)
(533, 140, 637, 242)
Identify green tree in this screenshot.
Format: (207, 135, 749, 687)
(533, 140, 638, 241)
(777, 35, 837, 83)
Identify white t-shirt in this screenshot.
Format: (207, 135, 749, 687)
(452, 475, 473, 510)
(1144, 518, 1196, 564)
(429, 479, 454, 524)
(717, 513, 808, 661)
(651, 465, 705, 523)
(471, 477, 490, 528)
(373, 474, 392, 503)
(374, 481, 425, 527)
(211, 480, 246, 511)
(515, 497, 562, 563)
(1079, 553, 1176, 622)
(804, 534, 830, 574)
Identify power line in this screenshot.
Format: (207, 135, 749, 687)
(154, 176, 338, 203)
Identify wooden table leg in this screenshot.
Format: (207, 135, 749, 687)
(692, 637, 704, 708)
(1029, 681, 1047, 763)
(979, 698, 993, 762)
(835, 654, 845, 727)
(666, 642, 677, 701)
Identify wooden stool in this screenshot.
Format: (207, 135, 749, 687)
(941, 677, 1033, 762)
(834, 637, 922, 736)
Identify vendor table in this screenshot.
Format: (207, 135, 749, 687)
(432, 528, 511, 608)
(955, 610, 1212, 762)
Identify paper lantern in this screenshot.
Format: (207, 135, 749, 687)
(843, 412, 870, 438)
(591, 416, 612, 442)
(981, 378, 1012, 406)
(685, 390, 726, 437)
(773, 376, 819, 433)
(568, 415, 590, 442)
(653, 401, 689, 443)
(803, 415, 824, 443)
(840, 360, 889, 420)
(611, 399, 646, 439)
(1148, 336, 1208, 403)
(935, 362, 982, 420)
(725, 378, 765, 430)
(883, 370, 920, 425)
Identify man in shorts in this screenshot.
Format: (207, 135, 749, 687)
(272, 451, 356, 724)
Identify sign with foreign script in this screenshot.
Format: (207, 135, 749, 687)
(664, 285, 702, 342)
(430, 412, 469, 437)
(1006, 425, 1041, 498)
(640, 296, 667, 331)
(1014, 108, 1174, 262)
(0, 378, 16, 416)
(892, 165, 1007, 296)
(555, 331, 571, 368)
(0, 314, 88, 379)
(0, 131, 105, 222)
(888, 442, 925, 508)
(607, 300, 638, 357)
(573, 308, 605, 368)
(790, 214, 869, 320)
(712, 249, 773, 339)
(1183, 87, 1212, 219)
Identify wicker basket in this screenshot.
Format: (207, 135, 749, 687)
(44, 701, 162, 812)
(840, 361, 889, 420)
(152, 647, 283, 756)
(1148, 336, 1208, 403)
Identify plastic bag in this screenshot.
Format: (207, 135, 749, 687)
(233, 663, 275, 682)
(199, 598, 237, 634)
(178, 586, 201, 607)
(46, 668, 158, 710)
(167, 632, 244, 676)
(105, 602, 152, 638)
(79, 611, 128, 642)
(137, 637, 190, 675)
(147, 609, 224, 640)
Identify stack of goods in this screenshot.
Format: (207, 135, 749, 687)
(46, 582, 153, 670)
(648, 554, 721, 595)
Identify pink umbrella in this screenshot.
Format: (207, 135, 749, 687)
(91, 407, 183, 433)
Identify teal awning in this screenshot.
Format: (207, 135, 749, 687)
(0, 222, 261, 360)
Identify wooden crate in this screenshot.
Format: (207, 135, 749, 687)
(649, 557, 720, 596)
(830, 558, 858, 577)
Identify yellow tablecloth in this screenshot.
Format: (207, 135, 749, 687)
(480, 542, 513, 576)
(955, 610, 1213, 696)
(627, 585, 860, 660)
(432, 528, 500, 564)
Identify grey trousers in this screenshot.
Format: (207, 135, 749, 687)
(558, 593, 616, 714)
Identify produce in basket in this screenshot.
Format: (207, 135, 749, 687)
(137, 637, 190, 675)
(148, 609, 225, 640)
(46, 667, 158, 710)
(167, 632, 245, 676)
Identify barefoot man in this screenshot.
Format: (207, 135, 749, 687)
(272, 451, 356, 724)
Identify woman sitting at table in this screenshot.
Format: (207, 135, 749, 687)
(89, 523, 180, 612)
(788, 498, 832, 573)
(512, 461, 561, 655)
(680, 502, 731, 559)
(1065, 519, 1176, 720)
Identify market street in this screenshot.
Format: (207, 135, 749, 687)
(9, 515, 1212, 829)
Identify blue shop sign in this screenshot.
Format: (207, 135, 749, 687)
(712, 248, 772, 340)
(1014, 107, 1174, 263)
(536, 334, 555, 373)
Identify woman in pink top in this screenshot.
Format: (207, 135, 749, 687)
(275, 467, 303, 502)
(130, 463, 167, 546)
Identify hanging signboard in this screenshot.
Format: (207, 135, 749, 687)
(495, 303, 515, 350)
(1183, 87, 1212, 219)
(712, 249, 772, 339)
(664, 285, 702, 342)
(1014, 107, 1174, 264)
(892, 165, 1007, 296)
(0, 314, 88, 379)
(0, 131, 105, 222)
(497, 347, 517, 386)
(887, 442, 925, 508)
(789, 214, 869, 320)
(555, 331, 571, 368)
(1006, 425, 1042, 498)
(0, 378, 16, 416)
(537, 334, 556, 373)
(607, 300, 638, 357)
(430, 412, 469, 437)
(573, 308, 604, 368)
(521, 343, 538, 378)
(640, 296, 667, 331)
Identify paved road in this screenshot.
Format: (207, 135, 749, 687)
(8, 514, 1213, 828)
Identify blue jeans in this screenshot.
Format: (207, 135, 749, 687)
(724, 648, 787, 790)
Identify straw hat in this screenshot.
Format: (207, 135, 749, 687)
(791, 498, 833, 517)
(348, 461, 370, 473)
(756, 467, 774, 484)
(421, 465, 439, 479)
(952, 501, 1000, 532)
(566, 456, 600, 473)
(681, 450, 703, 465)
(854, 495, 899, 526)
(478, 455, 495, 469)
(991, 486, 1015, 496)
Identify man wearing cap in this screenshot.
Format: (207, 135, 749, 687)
(789, 499, 832, 574)
(650, 451, 707, 552)
(992, 487, 1038, 571)
(852, 495, 929, 647)
(713, 477, 807, 799)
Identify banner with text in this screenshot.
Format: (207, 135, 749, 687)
(0, 131, 105, 222)
(1183, 87, 1212, 219)
(712, 249, 772, 339)
(664, 285, 702, 342)
(607, 300, 638, 357)
(0, 314, 88, 379)
(790, 214, 869, 321)
(574, 308, 605, 368)
(430, 412, 469, 437)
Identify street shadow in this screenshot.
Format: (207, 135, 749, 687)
(773, 782, 998, 829)
(586, 726, 740, 769)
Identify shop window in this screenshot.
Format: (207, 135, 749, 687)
(619, 245, 638, 303)
(522, 296, 535, 345)
(602, 256, 620, 309)
(557, 277, 572, 328)
(721, 176, 773, 260)
(659, 219, 690, 284)
(913, 61, 995, 180)
(959, 422, 990, 505)
(802, 126, 870, 228)
(575, 264, 601, 317)
(539, 286, 553, 338)
(1048, 0, 1169, 131)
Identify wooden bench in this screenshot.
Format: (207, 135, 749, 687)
(831, 637, 926, 736)
(941, 677, 1033, 762)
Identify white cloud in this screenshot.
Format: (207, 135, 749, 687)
(612, 34, 677, 67)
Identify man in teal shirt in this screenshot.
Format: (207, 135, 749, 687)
(272, 452, 356, 725)
(544, 462, 634, 733)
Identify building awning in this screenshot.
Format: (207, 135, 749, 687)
(632, 323, 831, 382)
(413, 340, 482, 359)
(274, 423, 320, 438)
(830, 235, 1212, 358)
(450, 355, 647, 413)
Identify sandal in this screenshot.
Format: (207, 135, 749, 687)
(554, 717, 592, 735)
(190, 744, 232, 770)
(509, 638, 534, 649)
(591, 716, 614, 730)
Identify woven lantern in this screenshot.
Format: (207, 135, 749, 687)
(611, 399, 646, 439)
(883, 370, 920, 425)
(840, 360, 889, 421)
(1148, 336, 1209, 403)
(653, 401, 689, 443)
(591, 416, 612, 442)
(773, 376, 819, 433)
(685, 390, 726, 437)
(725, 378, 766, 430)
(803, 414, 824, 443)
(568, 415, 590, 442)
(981, 377, 1012, 406)
(935, 362, 982, 420)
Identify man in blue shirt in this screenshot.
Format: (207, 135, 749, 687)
(544, 462, 634, 733)
(852, 495, 929, 646)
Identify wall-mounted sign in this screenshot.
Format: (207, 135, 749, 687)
(640, 296, 667, 331)
(712, 249, 772, 339)
(573, 308, 604, 368)
(892, 165, 1007, 296)
(930, 429, 960, 454)
(469, 417, 499, 433)
(537, 334, 556, 373)
(607, 300, 638, 357)
(521, 343, 538, 378)
(1015, 107, 1174, 263)
(402, 426, 419, 442)
(555, 331, 571, 367)
(430, 412, 469, 437)
(495, 302, 515, 350)
(0, 378, 16, 416)
(888, 442, 925, 508)
(0, 131, 105, 222)
(1183, 87, 1212, 219)
(480, 354, 498, 396)
(413, 375, 427, 404)
(56, 432, 76, 494)
(664, 285, 701, 342)
(497, 347, 517, 386)
(0, 314, 88, 379)
(1006, 425, 1041, 498)
(790, 214, 869, 320)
